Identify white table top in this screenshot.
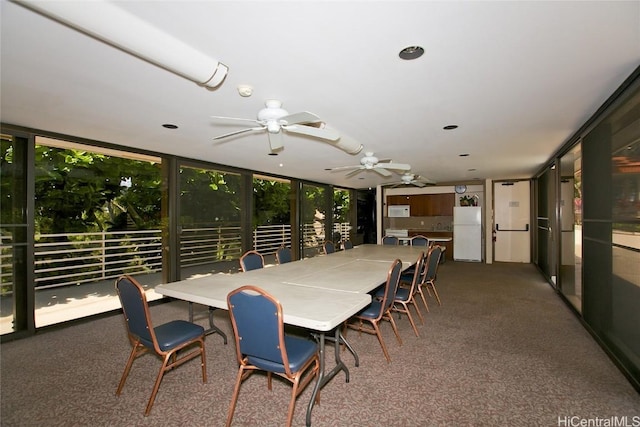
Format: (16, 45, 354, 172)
(155, 244, 424, 331)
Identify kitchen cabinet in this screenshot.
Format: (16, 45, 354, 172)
(387, 194, 454, 217)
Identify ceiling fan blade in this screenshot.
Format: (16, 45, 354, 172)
(284, 124, 340, 141)
(413, 181, 427, 187)
(211, 115, 260, 124)
(374, 168, 392, 177)
(345, 168, 364, 178)
(329, 165, 361, 173)
(213, 126, 264, 140)
(279, 111, 322, 125)
(268, 131, 284, 152)
(377, 162, 411, 171)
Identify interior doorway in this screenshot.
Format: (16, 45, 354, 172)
(493, 180, 531, 263)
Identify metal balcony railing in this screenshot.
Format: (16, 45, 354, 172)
(0, 222, 352, 292)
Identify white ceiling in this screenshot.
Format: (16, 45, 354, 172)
(2, 1, 639, 189)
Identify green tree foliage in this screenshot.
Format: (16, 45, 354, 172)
(179, 167, 242, 226)
(333, 188, 350, 223)
(33, 145, 162, 234)
(252, 178, 291, 227)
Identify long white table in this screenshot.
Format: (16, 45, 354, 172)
(154, 244, 423, 425)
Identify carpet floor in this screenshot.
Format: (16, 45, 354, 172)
(1, 262, 638, 426)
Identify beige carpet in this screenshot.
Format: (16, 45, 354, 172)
(1, 262, 638, 426)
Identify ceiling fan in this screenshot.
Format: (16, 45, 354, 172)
(386, 172, 436, 188)
(211, 100, 361, 154)
(327, 152, 411, 177)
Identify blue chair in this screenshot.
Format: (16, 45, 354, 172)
(376, 252, 425, 336)
(239, 250, 265, 272)
(342, 240, 354, 250)
(381, 235, 399, 245)
(421, 245, 443, 307)
(410, 235, 430, 247)
(226, 286, 320, 427)
(276, 246, 293, 264)
(115, 275, 207, 416)
(323, 240, 335, 254)
(344, 259, 403, 362)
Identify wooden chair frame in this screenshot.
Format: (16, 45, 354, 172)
(393, 251, 426, 336)
(226, 285, 320, 427)
(344, 259, 403, 362)
(115, 275, 207, 416)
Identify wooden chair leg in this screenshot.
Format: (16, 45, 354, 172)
(400, 303, 420, 337)
(145, 354, 171, 416)
(116, 343, 145, 396)
(386, 312, 403, 346)
(371, 321, 391, 363)
(429, 283, 442, 306)
(412, 297, 425, 324)
(417, 286, 429, 312)
(225, 367, 245, 427)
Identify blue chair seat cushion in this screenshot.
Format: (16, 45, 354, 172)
(394, 287, 410, 302)
(148, 320, 205, 352)
(356, 300, 383, 319)
(247, 335, 317, 373)
(374, 286, 410, 301)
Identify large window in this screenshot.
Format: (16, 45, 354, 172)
(582, 83, 640, 387)
(559, 144, 582, 312)
(178, 164, 243, 277)
(252, 175, 291, 263)
(0, 134, 29, 335)
(300, 183, 329, 258)
(333, 187, 353, 246)
(31, 137, 162, 328)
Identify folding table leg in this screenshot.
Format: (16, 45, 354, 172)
(188, 302, 228, 344)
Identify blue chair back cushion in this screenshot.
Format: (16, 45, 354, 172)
(425, 246, 442, 280)
(383, 260, 403, 310)
(412, 236, 429, 246)
(229, 288, 317, 374)
(116, 277, 154, 344)
(277, 247, 292, 264)
(241, 252, 263, 271)
(324, 241, 335, 254)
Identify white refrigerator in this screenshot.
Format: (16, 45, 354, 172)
(453, 206, 482, 262)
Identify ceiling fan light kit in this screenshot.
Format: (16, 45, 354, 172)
(212, 100, 360, 155)
(329, 151, 411, 178)
(15, 0, 229, 89)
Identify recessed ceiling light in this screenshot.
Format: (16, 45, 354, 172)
(443, 125, 458, 130)
(268, 152, 278, 156)
(468, 168, 476, 171)
(162, 123, 178, 129)
(399, 46, 424, 60)
(459, 153, 470, 157)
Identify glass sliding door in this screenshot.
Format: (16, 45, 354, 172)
(333, 187, 353, 247)
(582, 83, 640, 388)
(559, 144, 582, 311)
(30, 137, 163, 327)
(252, 175, 292, 264)
(300, 183, 329, 258)
(178, 164, 243, 277)
(0, 134, 30, 335)
(535, 167, 556, 284)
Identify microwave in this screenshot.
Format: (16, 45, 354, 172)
(388, 205, 410, 217)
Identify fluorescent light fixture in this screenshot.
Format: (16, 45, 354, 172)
(14, 0, 228, 89)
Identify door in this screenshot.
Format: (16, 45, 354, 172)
(493, 180, 531, 262)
